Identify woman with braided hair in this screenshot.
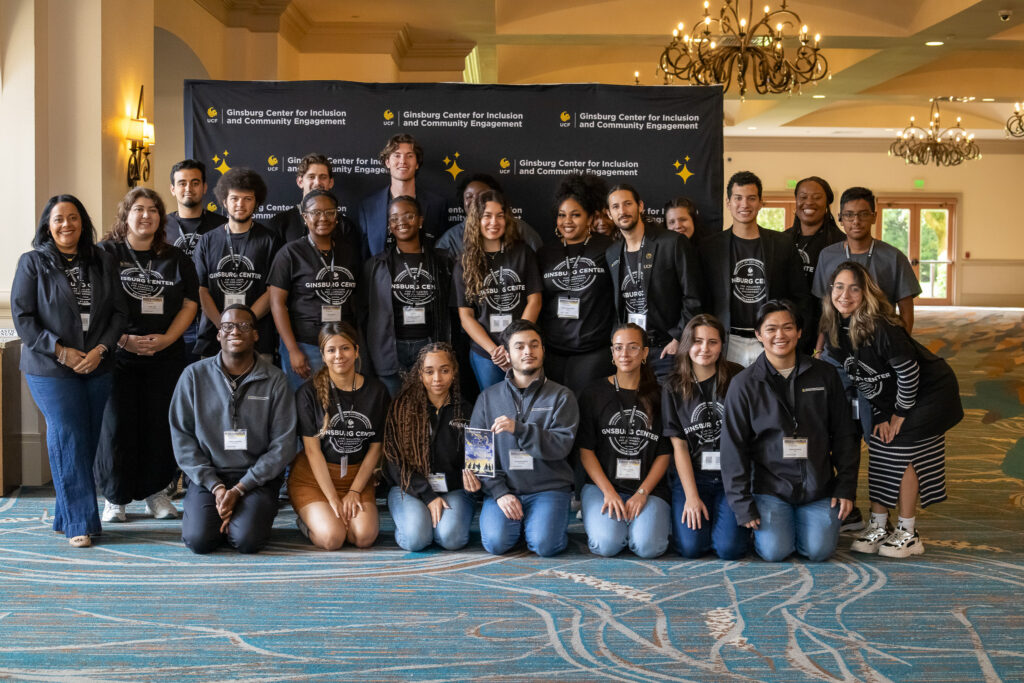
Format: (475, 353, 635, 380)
(288, 322, 390, 550)
(384, 343, 481, 551)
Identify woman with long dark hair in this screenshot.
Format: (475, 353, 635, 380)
(662, 314, 747, 559)
(11, 195, 126, 547)
(821, 262, 962, 557)
(94, 188, 199, 523)
(383, 343, 480, 551)
(577, 323, 671, 558)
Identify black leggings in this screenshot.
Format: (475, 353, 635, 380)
(181, 474, 283, 554)
(544, 347, 613, 395)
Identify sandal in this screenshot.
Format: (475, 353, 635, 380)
(69, 535, 92, 548)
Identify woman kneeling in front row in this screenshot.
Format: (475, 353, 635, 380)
(289, 322, 390, 550)
(384, 343, 481, 551)
(721, 299, 860, 562)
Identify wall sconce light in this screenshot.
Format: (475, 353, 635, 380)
(126, 85, 154, 187)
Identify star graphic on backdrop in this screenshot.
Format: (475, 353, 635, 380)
(445, 152, 463, 180)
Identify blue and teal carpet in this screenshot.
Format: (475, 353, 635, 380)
(2, 308, 1022, 681)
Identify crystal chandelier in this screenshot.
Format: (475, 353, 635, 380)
(1007, 102, 1024, 138)
(889, 97, 980, 167)
(657, 0, 829, 96)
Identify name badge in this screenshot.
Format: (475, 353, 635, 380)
(616, 458, 642, 480)
(627, 312, 647, 329)
(223, 429, 248, 451)
(141, 296, 164, 315)
(337, 455, 348, 479)
(509, 449, 534, 470)
(701, 450, 721, 471)
(427, 473, 448, 493)
(490, 314, 512, 333)
(557, 297, 580, 320)
(80, 313, 91, 332)
(321, 305, 341, 322)
(223, 293, 246, 308)
(852, 400, 860, 420)
(782, 437, 809, 459)
(403, 306, 426, 326)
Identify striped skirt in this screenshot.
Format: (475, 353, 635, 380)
(867, 433, 947, 508)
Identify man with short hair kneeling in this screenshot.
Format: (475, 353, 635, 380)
(471, 320, 579, 557)
(169, 304, 297, 553)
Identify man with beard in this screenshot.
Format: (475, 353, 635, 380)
(605, 183, 702, 383)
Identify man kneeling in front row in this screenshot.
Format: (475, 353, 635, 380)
(169, 304, 297, 553)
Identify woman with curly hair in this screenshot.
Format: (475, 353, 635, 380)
(289, 322, 390, 550)
(537, 173, 615, 394)
(94, 187, 199, 523)
(383, 343, 481, 551)
(453, 190, 542, 390)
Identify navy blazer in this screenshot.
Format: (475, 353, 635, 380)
(355, 186, 449, 260)
(11, 245, 128, 377)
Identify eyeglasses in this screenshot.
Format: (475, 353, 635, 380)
(388, 213, 420, 226)
(303, 209, 338, 220)
(219, 321, 255, 333)
(838, 210, 875, 222)
(829, 283, 863, 295)
(611, 343, 644, 356)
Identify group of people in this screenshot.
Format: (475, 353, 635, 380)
(11, 133, 962, 565)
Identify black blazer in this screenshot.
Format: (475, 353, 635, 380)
(698, 227, 811, 339)
(605, 223, 702, 347)
(11, 245, 127, 377)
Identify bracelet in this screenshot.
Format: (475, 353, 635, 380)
(636, 487, 648, 497)
(349, 488, 363, 495)
(96, 344, 108, 356)
(230, 484, 246, 497)
(117, 336, 128, 349)
(57, 347, 67, 365)
(211, 483, 226, 495)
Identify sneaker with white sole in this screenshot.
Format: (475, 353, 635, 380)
(850, 520, 892, 554)
(840, 506, 866, 532)
(101, 500, 127, 523)
(145, 492, 179, 519)
(878, 527, 924, 558)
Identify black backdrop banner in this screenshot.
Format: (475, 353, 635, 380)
(184, 80, 723, 239)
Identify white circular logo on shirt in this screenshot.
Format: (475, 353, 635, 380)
(309, 266, 355, 305)
(393, 266, 436, 306)
(483, 267, 522, 312)
(215, 254, 257, 295)
(687, 401, 725, 445)
(731, 258, 767, 304)
(550, 256, 598, 292)
(120, 267, 167, 300)
(843, 357, 884, 400)
(65, 266, 92, 306)
(325, 410, 373, 454)
(607, 408, 652, 457)
(621, 270, 647, 314)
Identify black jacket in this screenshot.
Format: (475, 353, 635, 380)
(605, 223, 702, 347)
(699, 227, 811, 342)
(384, 398, 472, 503)
(721, 353, 860, 525)
(11, 245, 127, 377)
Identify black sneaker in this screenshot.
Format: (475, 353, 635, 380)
(840, 506, 866, 532)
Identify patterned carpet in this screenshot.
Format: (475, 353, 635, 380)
(1, 308, 1022, 682)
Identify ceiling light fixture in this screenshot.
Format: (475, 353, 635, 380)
(1007, 102, 1024, 138)
(925, 41, 944, 46)
(657, 0, 828, 97)
(889, 97, 980, 166)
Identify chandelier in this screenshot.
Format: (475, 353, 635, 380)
(1007, 102, 1024, 138)
(889, 97, 980, 167)
(657, 0, 829, 97)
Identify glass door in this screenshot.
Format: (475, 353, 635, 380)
(877, 199, 955, 305)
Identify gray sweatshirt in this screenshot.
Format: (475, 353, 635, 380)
(169, 352, 297, 492)
(470, 371, 578, 499)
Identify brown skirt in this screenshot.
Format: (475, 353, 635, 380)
(287, 451, 375, 510)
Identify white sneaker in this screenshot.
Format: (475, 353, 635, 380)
(145, 492, 179, 519)
(878, 527, 924, 558)
(850, 520, 891, 554)
(102, 500, 127, 523)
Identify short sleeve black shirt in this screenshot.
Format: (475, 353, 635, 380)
(538, 234, 614, 353)
(296, 376, 391, 465)
(729, 235, 766, 332)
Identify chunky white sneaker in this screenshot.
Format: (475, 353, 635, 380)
(878, 527, 924, 558)
(850, 520, 892, 554)
(144, 492, 179, 519)
(102, 500, 127, 523)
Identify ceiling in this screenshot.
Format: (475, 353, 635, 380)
(202, 0, 1024, 139)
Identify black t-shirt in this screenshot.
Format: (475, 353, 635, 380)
(389, 250, 436, 340)
(538, 234, 614, 353)
(577, 378, 670, 501)
(452, 242, 542, 356)
(60, 253, 92, 312)
(619, 248, 647, 320)
(268, 236, 361, 345)
(165, 210, 227, 258)
(662, 376, 727, 479)
(729, 235, 766, 332)
(794, 229, 828, 284)
(297, 375, 390, 466)
(98, 241, 199, 357)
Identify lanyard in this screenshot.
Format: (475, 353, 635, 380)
(122, 243, 153, 284)
(224, 226, 250, 268)
(329, 379, 357, 423)
(488, 244, 507, 289)
(766, 357, 800, 436)
(223, 357, 256, 430)
(844, 240, 875, 267)
(622, 237, 645, 287)
(308, 235, 336, 276)
(694, 376, 721, 444)
(61, 252, 91, 288)
(510, 377, 545, 423)
(400, 251, 425, 288)
(612, 375, 640, 437)
(561, 235, 590, 275)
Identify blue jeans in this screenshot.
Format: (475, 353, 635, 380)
(387, 487, 475, 551)
(469, 350, 506, 392)
(752, 494, 841, 562)
(669, 472, 749, 559)
(25, 372, 112, 538)
(280, 340, 324, 392)
(379, 337, 432, 397)
(480, 489, 571, 557)
(581, 484, 671, 558)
